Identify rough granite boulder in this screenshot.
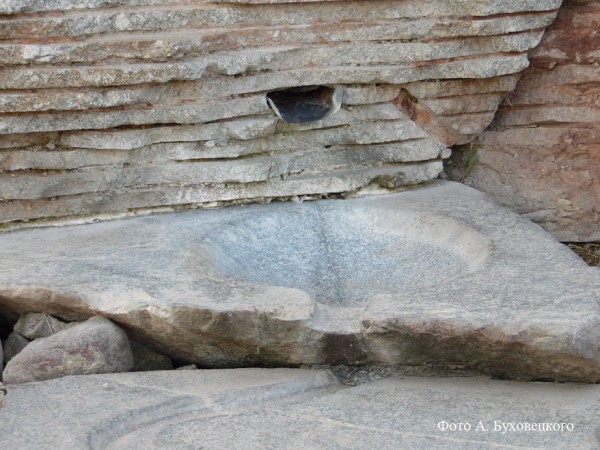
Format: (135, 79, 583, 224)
(13, 312, 73, 340)
(2, 317, 134, 385)
(453, 0, 600, 241)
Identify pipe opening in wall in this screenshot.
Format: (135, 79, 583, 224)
(266, 86, 343, 124)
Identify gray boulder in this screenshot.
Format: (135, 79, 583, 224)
(3, 332, 30, 364)
(13, 312, 73, 340)
(130, 341, 173, 372)
(2, 317, 133, 385)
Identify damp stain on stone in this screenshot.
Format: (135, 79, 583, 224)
(321, 334, 368, 366)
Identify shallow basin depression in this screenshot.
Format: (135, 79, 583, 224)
(201, 205, 492, 307)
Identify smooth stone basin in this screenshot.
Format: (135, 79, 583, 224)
(202, 208, 491, 306)
(1, 181, 599, 382)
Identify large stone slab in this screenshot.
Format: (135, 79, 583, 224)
(0, 369, 599, 449)
(0, 181, 598, 381)
(0, 368, 338, 448)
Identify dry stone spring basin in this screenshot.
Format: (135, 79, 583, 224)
(2, 0, 600, 448)
(1, 182, 599, 383)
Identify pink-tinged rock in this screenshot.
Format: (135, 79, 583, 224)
(456, 0, 600, 241)
(2, 317, 133, 385)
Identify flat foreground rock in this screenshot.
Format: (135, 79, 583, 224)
(0, 181, 599, 381)
(0, 369, 599, 449)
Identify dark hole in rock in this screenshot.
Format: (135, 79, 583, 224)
(0, 306, 19, 341)
(266, 86, 342, 123)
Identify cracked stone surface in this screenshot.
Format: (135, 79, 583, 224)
(0, 181, 599, 381)
(1, 369, 599, 449)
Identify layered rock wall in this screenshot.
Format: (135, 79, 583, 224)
(0, 0, 560, 227)
(456, 0, 599, 241)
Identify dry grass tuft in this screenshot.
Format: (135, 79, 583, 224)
(566, 242, 600, 267)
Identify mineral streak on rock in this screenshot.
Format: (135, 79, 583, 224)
(454, 0, 600, 241)
(0, 0, 560, 225)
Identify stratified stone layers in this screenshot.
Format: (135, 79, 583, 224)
(459, 0, 599, 241)
(0, 0, 559, 226)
